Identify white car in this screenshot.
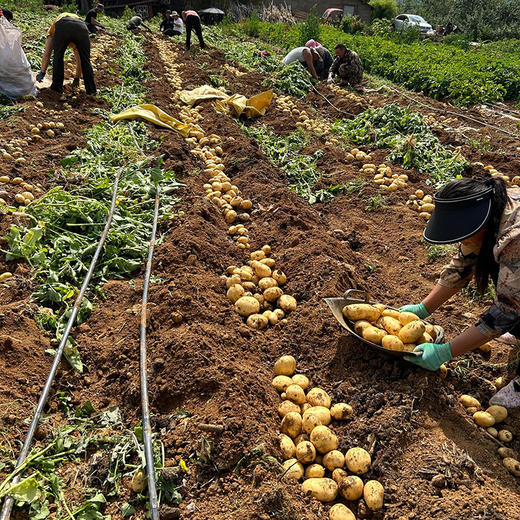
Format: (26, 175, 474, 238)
(392, 14, 433, 35)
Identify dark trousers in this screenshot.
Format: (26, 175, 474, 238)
(185, 15, 205, 50)
(51, 17, 96, 95)
(163, 29, 181, 37)
(86, 22, 97, 33)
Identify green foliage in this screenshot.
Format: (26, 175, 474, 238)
(298, 5, 321, 45)
(364, 195, 387, 211)
(370, 0, 398, 20)
(340, 15, 365, 34)
(244, 11, 260, 37)
(264, 62, 314, 98)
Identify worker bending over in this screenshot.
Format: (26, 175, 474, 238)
(327, 43, 363, 87)
(182, 10, 205, 50)
(127, 15, 152, 33)
(282, 46, 322, 81)
(85, 4, 105, 34)
(36, 13, 96, 95)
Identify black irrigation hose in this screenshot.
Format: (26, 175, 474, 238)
(139, 186, 161, 520)
(0, 169, 123, 520)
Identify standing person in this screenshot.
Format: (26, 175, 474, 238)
(127, 15, 152, 33)
(36, 13, 96, 95)
(400, 177, 520, 407)
(282, 46, 322, 81)
(182, 10, 205, 50)
(171, 11, 183, 36)
(85, 3, 105, 34)
(327, 43, 363, 87)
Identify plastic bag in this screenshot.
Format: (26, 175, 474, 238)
(0, 16, 37, 99)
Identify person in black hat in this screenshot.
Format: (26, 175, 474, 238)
(401, 177, 520, 407)
(85, 4, 105, 34)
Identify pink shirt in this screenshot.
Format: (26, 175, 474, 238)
(182, 10, 198, 21)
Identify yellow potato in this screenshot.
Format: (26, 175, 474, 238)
(362, 326, 387, 344)
(498, 430, 513, 443)
(486, 405, 507, 423)
(473, 411, 495, 427)
(281, 412, 302, 438)
(278, 400, 300, 417)
(305, 464, 325, 479)
(332, 468, 348, 484)
(286, 384, 306, 404)
(323, 450, 344, 471)
(382, 335, 404, 351)
(235, 296, 260, 317)
(398, 320, 426, 343)
(295, 441, 316, 463)
(264, 286, 283, 302)
(310, 425, 338, 454)
(379, 316, 402, 335)
(283, 458, 304, 480)
(417, 332, 433, 344)
(503, 457, 520, 477)
(342, 304, 380, 322)
(250, 250, 265, 261)
(364, 480, 384, 510)
(459, 395, 481, 410)
(272, 375, 293, 392)
(131, 469, 146, 492)
(292, 374, 310, 390)
(301, 478, 338, 502)
(278, 294, 297, 312)
(304, 406, 331, 425)
(258, 277, 278, 291)
(354, 320, 372, 335)
(329, 504, 355, 520)
(253, 262, 272, 279)
(339, 475, 364, 500)
(272, 270, 287, 285)
(330, 403, 353, 420)
(498, 447, 517, 459)
(345, 447, 371, 474)
(274, 355, 296, 376)
(294, 433, 309, 445)
(246, 313, 268, 330)
(399, 311, 420, 325)
(381, 309, 400, 319)
(301, 402, 312, 414)
(306, 388, 332, 408)
(279, 434, 296, 459)
(487, 427, 498, 438)
(302, 412, 322, 434)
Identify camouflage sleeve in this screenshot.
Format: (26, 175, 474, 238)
(438, 244, 479, 289)
(330, 57, 340, 77)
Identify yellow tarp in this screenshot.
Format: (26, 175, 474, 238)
(179, 85, 273, 118)
(110, 104, 193, 137)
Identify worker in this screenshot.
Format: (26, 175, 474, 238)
(327, 43, 363, 87)
(282, 46, 322, 81)
(127, 15, 152, 34)
(171, 11, 183, 36)
(314, 46, 333, 80)
(182, 10, 205, 50)
(305, 39, 322, 49)
(401, 177, 520, 408)
(85, 3, 105, 34)
(0, 7, 13, 21)
(36, 13, 96, 95)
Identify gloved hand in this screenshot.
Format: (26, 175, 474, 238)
(405, 342, 453, 371)
(36, 71, 46, 82)
(399, 302, 430, 319)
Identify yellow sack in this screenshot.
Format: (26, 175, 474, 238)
(179, 85, 229, 106)
(110, 104, 193, 137)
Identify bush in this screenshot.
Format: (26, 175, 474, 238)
(340, 15, 365, 34)
(244, 11, 260, 37)
(299, 5, 321, 45)
(369, 0, 398, 20)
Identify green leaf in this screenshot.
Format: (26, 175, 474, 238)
(64, 343, 84, 373)
(75, 401, 96, 418)
(121, 503, 136, 518)
(9, 477, 40, 504)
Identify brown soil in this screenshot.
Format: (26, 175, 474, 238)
(1, 34, 520, 520)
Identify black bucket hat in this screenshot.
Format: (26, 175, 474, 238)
(423, 186, 493, 244)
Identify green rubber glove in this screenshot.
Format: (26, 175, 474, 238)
(399, 302, 430, 319)
(405, 342, 453, 371)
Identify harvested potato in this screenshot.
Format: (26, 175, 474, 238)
(379, 316, 402, 335)
(354, 320, 372, 335)
(301, 402, 312, 414)
(296, 441, 316, 463)
(339, 475, 364, 500)
(459, 395, 481, 410)
(294, 433, 309, 445)
(362, 326, 387, 344)
(301, 478, 338, 502)
(330, 403, 353, 420)
(381, 309, 400, 320)
(292, 374, 310, 390)
(364, 480, 384, 510)
(310, 425, 338, 454)
(329, 504, 356, 520)
(466, 406, 478, 414)
(499, 430, 513, 443)
(247, 313, 268, 330)
(495, 377, 505, 389)
(487, 427, 498, 438)
(399, 311, 420, 325)
(302, 413, 322, 434)
(417, 332, 433, 344)
(264, 286, 283, 302)
(272, 270, 287, 285)
(283, 459, 304, 480)
(131, 469, 146, 493)
(498, 447, 517, 459)
(305, 464, 325, 479)
(253, 262, 272, 278)
(258, 277, 278, 291)
(342, 304, 380, 322)
(261, 244, 271, 255)
(264, 310, 278, 325)
(306, 388, 332, 408)
(503, 457, 520, 477)
(272, 375, 293, 392)
(273, 308, 285, 319)
(274, 355, 296, 376)
(278, 400, 300, 417)
(398, 320, 426, 343)
(424, 323, 437, 339)
(345, 447, 371, 474)
(286, 384, 306, 404)
(323, 450, 344, 471)
(281, 412, 302, 438)
(473, 411, 495, 427)
(235, 296, 260, 317)
(278, 294, 297, 312)
(332, 468, 348, 484)
(250, 250, 265, 261)
(279, 434, 296, 459)
(304, 406, 331, 425)
(486, 405, 507, 423)
(382, 335, 404, 351)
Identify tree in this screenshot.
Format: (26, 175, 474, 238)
(370, 0, 398, 20)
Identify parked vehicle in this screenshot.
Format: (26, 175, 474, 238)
(321, 8, 343, 27)
(392, 14, 433, 36)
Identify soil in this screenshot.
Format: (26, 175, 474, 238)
(1, 32, 520, 520)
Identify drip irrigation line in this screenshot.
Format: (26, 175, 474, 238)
(311, 85, 355, 117)
(139, 185, 161, 520)
(0, 170, 122, 520)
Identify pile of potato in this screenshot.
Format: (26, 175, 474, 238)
(459, 395, 519, 477)
(28, 120, 66, 141)
(406, 189, 434, 221)
(345, 147, 371, 162)
(481, 164, 520, 187)
(0, 175, 42, 207)
(425, 113, 458, 130)
(327, 84, 364, 105)
(276, 95, 331, 138)
(361, 163, 409, 192)
(342, 303, 438, 353)
(155, 38, 183, 93)
(225, 247, 296, 329)
(274, 355, 384, 518)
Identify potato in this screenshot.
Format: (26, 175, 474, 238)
(332, 468, 348, 484)
(273, 308, 285, 319)
(294, 433, 309, 445)
(258, 277, 278, 291)
(421, 203, 435, 212)
(247, 313, 268, 330)
(261, 244, 271, 255)
(473, 411, 495, 427)
(278, 294, 297, 312)
(323, 450, 344, 471)
(382, 335, 404, 351)
(292, 374, 310, 390)
(379, 316, 402, 335)
(503, 457, 520, 477)
(329, 504, 356, 520)
(264, 286, 283, 302)
(250, 250, 265, 261)
(274, 355, 296, 376)
(131, 469, 146, 492)
(330, 403, 353, 420)
(310, 425, 338, 454)
(354, 320, 372, 335)
(304, 406, 331, 425)
(342, 304, 380, 322)
(487, 427, 498, 438)
(296, 441, 316, 463)
(301, 478, 338, 502)
(301, 402, 312, 414)
(364, 480, 384, 510)
(425, 323, 437, 340)
(302, 413, 322, 434)
(279, 434, 296, 459)
(242, 281, 256, 292)
(281, 412, 302, 438)
(278, 400, 300, 417)
(345, 447, 371, 474)
(399, 311, 420, 325)
(466, 406, 478, 414)
(306, 388, 332, 408)
(499, 430, 513, 443)
(495, 377, 505, 389)
(459, 395, 481, 410)
(417, 332, 433, 344)
(272, 376, 293, 392)
(339, 475, 364, 500)
(263, 310, 278, 325)
(362, 326, 387, 344)
(379, 309, 399, 320)
(486, 405, 507, 423)
(272, 270, 287, 285)
(253, 262, 271, 279)
(283, 458, 304, 480)
(498, 447, 517, 459)
(305, 464, 325, 479)
(235, 296, 260, 317)
(227, 283, 244, 301)
(398, 320, 426, 343)
(286, 384, 306, 404)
